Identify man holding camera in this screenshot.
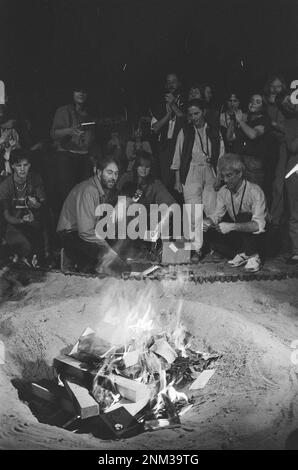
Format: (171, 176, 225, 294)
(150, 72, 185, 191)
(0, 148, 46, 267)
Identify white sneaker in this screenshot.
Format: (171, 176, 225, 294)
(228, 252, 249, 267)
(244, 254, 261, 272)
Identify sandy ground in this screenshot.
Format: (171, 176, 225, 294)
(0, 270, 298, 450)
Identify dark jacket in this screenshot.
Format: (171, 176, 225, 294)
(179, 123, 221, 185)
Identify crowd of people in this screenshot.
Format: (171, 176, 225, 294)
(0, 71, 298, 275)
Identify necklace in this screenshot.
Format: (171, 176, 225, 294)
(15, 180, 27, 191)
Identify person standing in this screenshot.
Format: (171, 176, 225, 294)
(171, 99, 224, 255)
(51, 84, 96, 216)
(150, 72, 185, 191)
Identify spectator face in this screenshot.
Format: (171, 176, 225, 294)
(136, 158, 151, 179)
(222, 168, 242, 192)
(73, 89, 87, 106)
(100, 162, 119, 189)
(227, 94, 240, 112)
(166, 74, 180, 94)
(188, 105, 205, 127)
(204, 86, 213, 103)
(269, 78, 283, 97)
(248, 94, 263, 114)
(12, 158, 31, 180)
(188, 87, 201, 100)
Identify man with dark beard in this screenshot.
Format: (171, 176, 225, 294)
(57, 156, 128, 275)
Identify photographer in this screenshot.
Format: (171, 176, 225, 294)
(220, 92, 246, 150)
(50, 84, 96, 218)
(0, 149, 46, 267)
(150, 72, 185, 190)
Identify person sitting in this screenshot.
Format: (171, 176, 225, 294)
(118, 151, 176, 206)
(125, 125, 152, 172)
(0, 149, 47, 267)
(57, 155, 128, 275)
(203, 153, 267, 273)
(118, 151, 178, 259)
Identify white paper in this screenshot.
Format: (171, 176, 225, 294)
(189, 369, 216, 390)
(69, 327, 95, 356)
(123, 350, 139, 368)
(143, 265, 159, 276)
(285, 163, 298, 179)
(169, 243, 178, 253)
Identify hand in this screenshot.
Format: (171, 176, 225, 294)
(0, 129, 9, 145)
(96, 249, 118, 275)
(174, 181, 183, 193)
(69, 126, 85, 137)
(234, 110, 243, 124)
(203, 218, 213, 232)
(165, 93, 176, 105)
(8, 134, 18, 149)
(22, 212, 34, 224)
(215, 222, 235, 234)
(27, 196, 41, 209)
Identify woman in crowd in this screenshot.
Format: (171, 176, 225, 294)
(125, 125, 152, 172)
(171, 99, 225, 258)
(200, 83, 220, 127)
(227, 93, 275, 196)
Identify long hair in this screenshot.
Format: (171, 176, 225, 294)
(264, 75, 287, 98)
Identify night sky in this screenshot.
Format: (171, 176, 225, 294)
(0, 0, 298, 131)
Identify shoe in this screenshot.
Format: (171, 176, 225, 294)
(228, 252, 248, 267)
(244, 254, 261, 272)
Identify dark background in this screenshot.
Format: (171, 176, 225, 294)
(0, 0, 298, 136)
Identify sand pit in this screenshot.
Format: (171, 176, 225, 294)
(1, 271, 298, 449)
